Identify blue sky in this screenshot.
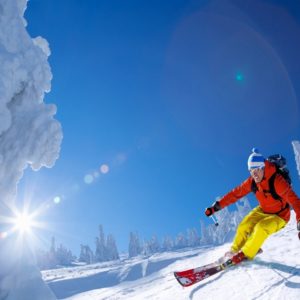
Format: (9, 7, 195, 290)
(22, 0, 300, 254)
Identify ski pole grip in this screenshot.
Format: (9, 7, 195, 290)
(205, 207, 214, 216)
(205, 201, 221, 217)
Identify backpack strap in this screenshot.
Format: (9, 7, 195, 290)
(268, 173, 281, 200)
(251, 179, 258, 194)
(269, 173, 291, 213)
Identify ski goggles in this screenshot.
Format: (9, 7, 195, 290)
(249, 167, 264, 175)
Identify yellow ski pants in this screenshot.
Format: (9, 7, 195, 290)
(231, 206, 287, 259)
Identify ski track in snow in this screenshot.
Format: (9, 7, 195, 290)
(42, 212, 300, 300)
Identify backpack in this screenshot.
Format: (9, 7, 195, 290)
(251, 154, 292, 200)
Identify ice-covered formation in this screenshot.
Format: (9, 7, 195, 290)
(292, 140, 300, 178)
(0, 0, 62, 298)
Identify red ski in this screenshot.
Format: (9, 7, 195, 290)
(174, 249, 263, 287)
(174, 258, 234, 287)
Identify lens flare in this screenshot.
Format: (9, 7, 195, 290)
(53, 196, 61, 204)
(236, 72, 244, 81)
(0, 231, 8, 239)
(84, 174, 94, 184)
(100, 164, 109, 174)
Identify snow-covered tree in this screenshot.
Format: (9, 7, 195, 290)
(93, 225, 119, 262)
(149, 235, 160, 253)
(292, 140, 300, 177)
(79, 245, 94, 264)
(95, 225, 106, 262)
(0, 0, 63, 297)
(199, 219, 210, 245)
(35, 237, 76, 270)
(47, 236, 58, 267)
(207, 224, 217, 244)
(56, 244, 75, 266)
(174, 232, 187, 249)
(106, 234, 119, 261)
(213, 206, 233, 244)
(142, 235, 160, 255)
(187, 228, 200, 247)
(162, 236, 174, 251)
(128, 232, 142, 258)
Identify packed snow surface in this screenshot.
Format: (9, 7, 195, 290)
(43, 212, 300, 300)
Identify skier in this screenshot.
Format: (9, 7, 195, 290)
(205, 148, 300, 265)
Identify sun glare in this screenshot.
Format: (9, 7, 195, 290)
(13, 212, 34, 233)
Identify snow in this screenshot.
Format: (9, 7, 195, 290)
(42, 212, 300, 300)
(292, 141, 300, 177)
(0, 0, 62, 199)
(0, 0, 62, 299)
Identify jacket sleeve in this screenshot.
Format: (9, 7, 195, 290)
(274, 175, 300, 222)
(218, 177, 253, 209)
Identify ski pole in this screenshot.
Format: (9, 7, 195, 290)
(210, 215, 219, 227)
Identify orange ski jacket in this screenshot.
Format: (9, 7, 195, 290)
(218, 161, 300, 223)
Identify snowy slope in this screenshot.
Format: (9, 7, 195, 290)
(43, 212, 300, 300)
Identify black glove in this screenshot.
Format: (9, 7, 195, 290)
(297, 221, 300, 240)
(205, 201, 221, 217)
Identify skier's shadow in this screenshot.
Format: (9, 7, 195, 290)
(189, 260, 300, 300)
(253, 259, 300, 275)
(250, 260, 300, 300)
(253, 260, 300, 287)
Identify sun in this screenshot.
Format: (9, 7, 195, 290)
(13, 212, 34, 233)
(1, 196, 53, 245)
